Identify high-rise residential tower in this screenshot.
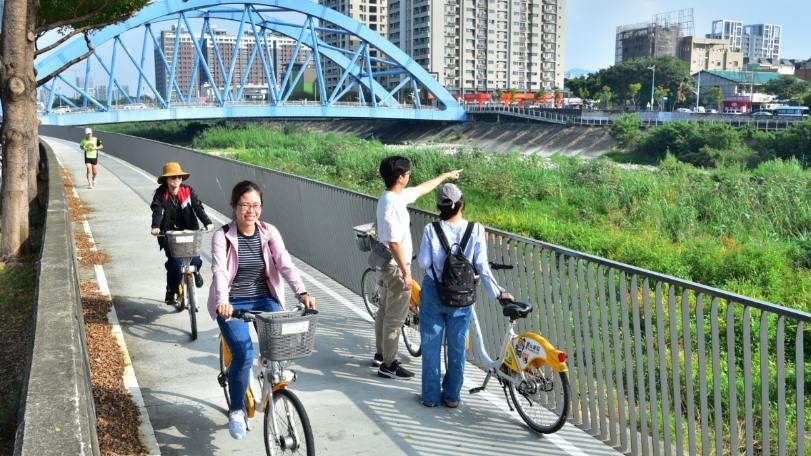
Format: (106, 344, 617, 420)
(153, 26, 308, 101)
(388, 0, 565, 93)
(707, 20, 781, 60)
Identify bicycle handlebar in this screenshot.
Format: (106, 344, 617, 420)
(156, 227, 210, 238)
(489, 262, 513, 270)
(228, 304, 311, 321)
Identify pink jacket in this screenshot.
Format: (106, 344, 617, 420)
(207, 220, 307, 319)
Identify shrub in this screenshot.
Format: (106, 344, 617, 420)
(608, 113, 643, 149)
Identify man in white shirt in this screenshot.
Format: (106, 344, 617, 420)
(374, 156, 461, 379)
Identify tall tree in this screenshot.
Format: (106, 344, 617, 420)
(0, 0, 148, 259)
(761, 75, 811, 103)
(628, 82, 641, 109)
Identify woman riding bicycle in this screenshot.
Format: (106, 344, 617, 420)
(417, 183, 513, 408)
(208, 180, 316, 440)
(150, 162, 213, 305)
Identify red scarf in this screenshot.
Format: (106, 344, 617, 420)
(162, 185, 191, 209)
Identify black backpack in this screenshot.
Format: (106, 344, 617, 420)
(431, 221, 477, 307)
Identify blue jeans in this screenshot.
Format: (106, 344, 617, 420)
(217, 296, 280, 412)
(419, 276, 473, 406)
(162, 240, 201, 294)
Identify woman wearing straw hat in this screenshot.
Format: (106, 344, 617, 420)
(150, 162, 214, 306)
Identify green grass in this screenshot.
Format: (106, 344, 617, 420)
(0, 260, 37, 453)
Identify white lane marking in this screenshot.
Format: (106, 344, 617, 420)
(297, 269, 373, 323)
(82, 220, 97, 251)
(94, 265, 111, 297)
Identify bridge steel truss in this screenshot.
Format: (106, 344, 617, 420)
(35, 0, 465, 125)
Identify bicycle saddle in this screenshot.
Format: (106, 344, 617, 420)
(502, 301, 532, 319)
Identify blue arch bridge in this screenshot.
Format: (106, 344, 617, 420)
(35, 0, 466, 126)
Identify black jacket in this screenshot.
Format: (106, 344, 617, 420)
(150, 183, 212, 250)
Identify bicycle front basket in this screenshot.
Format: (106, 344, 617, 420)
(165, 230, 203, 259)
(352, 223, 375, 252)
(255, 309, 319, 361)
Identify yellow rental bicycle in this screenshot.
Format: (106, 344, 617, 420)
(467, 266, 570, 434)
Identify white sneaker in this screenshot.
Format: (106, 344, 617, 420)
(228, 410, 246, 440)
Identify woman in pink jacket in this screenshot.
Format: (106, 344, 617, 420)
(207, 180, 316, 440)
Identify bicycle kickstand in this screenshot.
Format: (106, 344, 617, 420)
(469, 371, 493, 395)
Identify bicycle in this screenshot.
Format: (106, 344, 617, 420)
(163, 229, 205, 340)
(466, 265, 570, 434)
(217, 306, 318, 455)
(355, 223, 421, 357)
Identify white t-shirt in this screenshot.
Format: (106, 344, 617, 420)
(376, 187, 420, 266)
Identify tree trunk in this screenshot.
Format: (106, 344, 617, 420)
(0, 0, 37, 260)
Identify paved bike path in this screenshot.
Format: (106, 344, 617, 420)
(47, 136, 621, 456)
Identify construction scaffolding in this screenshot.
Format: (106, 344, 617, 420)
(615, 8, 695, 63)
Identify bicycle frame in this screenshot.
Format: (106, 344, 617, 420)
(467, 307, 567, 390)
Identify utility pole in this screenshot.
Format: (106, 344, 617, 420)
(648, 65, 656, 111)
(694, 71, 701, 110)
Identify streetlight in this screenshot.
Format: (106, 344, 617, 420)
(648, 65, 656, 111)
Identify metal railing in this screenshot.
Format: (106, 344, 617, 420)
(465, 104, 806, 131)
(38, 126, 811, 455)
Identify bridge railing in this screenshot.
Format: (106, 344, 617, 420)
(466, 105, 805, 130)
(38, 126, 810, 455)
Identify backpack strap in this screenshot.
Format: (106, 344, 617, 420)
(459, 222, 475, 251)
(432, 221, 451, 254)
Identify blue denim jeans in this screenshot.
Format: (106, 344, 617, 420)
(162, 240, 201, 294)
(419, 276, 473, 406)
(217, 296, 280, 412)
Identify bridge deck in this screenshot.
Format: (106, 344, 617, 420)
(47, 136, 621, 456)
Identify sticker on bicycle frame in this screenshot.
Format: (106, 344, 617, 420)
(281, 321, 309, 335)
(173, 235, 194, 243)
(515, 337, 545, 369)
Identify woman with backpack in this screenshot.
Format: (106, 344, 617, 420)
(416, 183, 513, 408)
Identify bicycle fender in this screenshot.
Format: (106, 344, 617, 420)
(515, 332, 568, 373)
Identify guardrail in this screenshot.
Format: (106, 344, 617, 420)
(466, 105, 805, 130)
(15, 140, 99, 455)
(39, 126, 809, 455)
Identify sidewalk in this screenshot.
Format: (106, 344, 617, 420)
(46, 135, 620, 455)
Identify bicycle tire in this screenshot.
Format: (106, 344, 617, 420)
(218, 338, 232, 411)
(361, 268, 380, 320)
(184, 274, 198, 340)
(508, 366, 569, 434)
(401, 308, 421, 357)
(264, 388, 315, 456)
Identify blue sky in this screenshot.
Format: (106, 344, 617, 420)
(565, 0, 811, 72)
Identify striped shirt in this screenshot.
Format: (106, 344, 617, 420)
(229, 229, 272, 299)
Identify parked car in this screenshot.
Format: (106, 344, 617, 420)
(751, 111, 773, 117)
(675, 108, 692, 113)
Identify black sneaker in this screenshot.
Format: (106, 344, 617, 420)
(371, 353, 383, 367)
(377, 360, 414, 379)
(194, 271, 204, 288)
(164, 291, 178, 306)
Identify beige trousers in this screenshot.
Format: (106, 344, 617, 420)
(374, 265, 411, 365)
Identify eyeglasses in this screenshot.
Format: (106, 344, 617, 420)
(237, 203, 262, 211)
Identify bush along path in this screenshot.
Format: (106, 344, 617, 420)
(61, 167, 148, 456)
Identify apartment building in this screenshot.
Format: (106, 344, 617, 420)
(706, 19, 743, 52)
(319, 0, 388, 96)
(389, 0, 565, 94)
(742, 24, 782, 60)
(678, 36, 743, 73)
(707, 20, 782, 60)
(154, 27, 307, 101)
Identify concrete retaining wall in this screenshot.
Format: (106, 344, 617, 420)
(15, 140, 99, 456)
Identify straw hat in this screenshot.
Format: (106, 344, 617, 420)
(158, 162, 190, 184)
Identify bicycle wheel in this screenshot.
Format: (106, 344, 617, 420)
(508, 366, 569, 434)
(218, 338, 232, 411)
(264, 388, 315, 456)
(361, 268, 380, 319)
(184, 274, 198, 340)
(401, 307, 421, 357)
